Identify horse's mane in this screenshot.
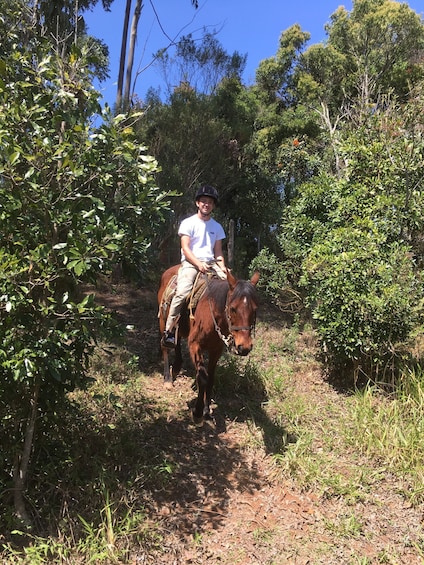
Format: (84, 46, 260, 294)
(206, 277, 258, 311)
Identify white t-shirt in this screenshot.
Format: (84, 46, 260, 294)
(178, 213, 225, 262)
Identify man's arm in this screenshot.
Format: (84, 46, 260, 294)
(214, 239, 226, 268)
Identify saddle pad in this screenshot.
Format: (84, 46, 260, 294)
(158, 274, 177, 319)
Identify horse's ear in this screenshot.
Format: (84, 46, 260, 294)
(227, 269, 237, 290)
(250, 271, 260, 286)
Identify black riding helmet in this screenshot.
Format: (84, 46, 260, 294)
(195, 185, 219, 203)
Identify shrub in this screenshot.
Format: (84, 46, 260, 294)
(301, 224, 422, 378)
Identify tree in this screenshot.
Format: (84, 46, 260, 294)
(116, 0, 133, 110)
(139, 84, 238, 264)
(251, 1, 424, 380)
(154, 30, 247, 97)
(122, 0, 143, 109)
(116, 0, 199, 111)
(0, 0, 166, 525)
(252, 25, 323, 201)
(265, 90, 424, 380)
(139, 51, 282, 272)
(296, 0, 424, 173)
(325, 0, 424, 105)
(28, 0, 113, 82)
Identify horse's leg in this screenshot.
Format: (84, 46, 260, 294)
(171, 340, 182, 379)
(203, 346, 223, 421)
(190, 340, 207, 425)
(161, 346, 174, 390)
(162, 338, 182, 389)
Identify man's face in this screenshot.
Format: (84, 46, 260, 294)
(196, 196, 215, 215)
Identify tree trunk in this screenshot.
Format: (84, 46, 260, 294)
(318, 100, 344, 175)
(123, 0, 143, 110)
(116, 0, 132, 111)
(228, 219, 235, 269)
(116, 0, 198, 111)
(74, 0, 79, 44)
(13, 374, 41, 528)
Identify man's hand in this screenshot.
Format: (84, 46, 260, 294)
(198, 261, 209, 274)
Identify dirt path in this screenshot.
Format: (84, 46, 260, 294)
(138, 376, 423, 564)
(94, 280, 424, 565)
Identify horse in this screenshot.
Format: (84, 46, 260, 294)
(158, 265, 260, 425)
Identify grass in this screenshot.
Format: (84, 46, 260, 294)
(323, 512, 363, 538)
(3, 502, 158, 565)
(2, 293, 424, 563)
(345, 367, 424, 504)
(245, 320, 424, 501)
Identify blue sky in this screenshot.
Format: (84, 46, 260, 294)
(85, 0, 423, 107)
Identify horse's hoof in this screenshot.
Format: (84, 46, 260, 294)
(192, 412, 204, 427)
(203, 413, 216, 427)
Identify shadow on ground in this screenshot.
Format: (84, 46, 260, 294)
(78, 279, 291, 541)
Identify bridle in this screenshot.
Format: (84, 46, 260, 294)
(208, 283, 257, 349)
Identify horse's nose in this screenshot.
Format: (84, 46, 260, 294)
(237, 343, 252, 356)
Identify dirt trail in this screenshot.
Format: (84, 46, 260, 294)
(94, 280, 424, 565)
(138, 376, 423, 564)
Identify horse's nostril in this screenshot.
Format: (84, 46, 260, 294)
(238, 344, 252, 356)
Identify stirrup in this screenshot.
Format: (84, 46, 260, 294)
(162, 330, 176, 349)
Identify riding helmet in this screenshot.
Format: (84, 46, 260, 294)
(195, 185, 219, 203)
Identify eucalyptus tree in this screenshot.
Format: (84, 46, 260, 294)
(116, 0, 199, 111)
(296, 0, 424, 173)
(154, 30, 247, 97)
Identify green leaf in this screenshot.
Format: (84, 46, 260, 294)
(9, 151, 20, 165)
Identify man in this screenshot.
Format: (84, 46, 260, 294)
(162, 185, 226, 349)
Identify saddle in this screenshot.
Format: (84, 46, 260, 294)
(159, 264, 226, 323)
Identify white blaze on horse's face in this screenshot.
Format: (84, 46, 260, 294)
(224, 270, 259, 357)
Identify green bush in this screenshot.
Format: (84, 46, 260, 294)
(0, 2, 168, 525)
(302, 225, 422, 375)
(250, 248, 300, 312)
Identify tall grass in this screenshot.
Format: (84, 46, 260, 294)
(346, 366, 424, 504)
(248, 321, 424, 509)
(1, 482, 158, 564)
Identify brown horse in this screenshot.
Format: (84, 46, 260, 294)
(158, 265, 259, 425)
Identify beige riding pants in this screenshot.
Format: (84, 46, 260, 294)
(165, 261, 199, 332)
(165, 260, 227, 332)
